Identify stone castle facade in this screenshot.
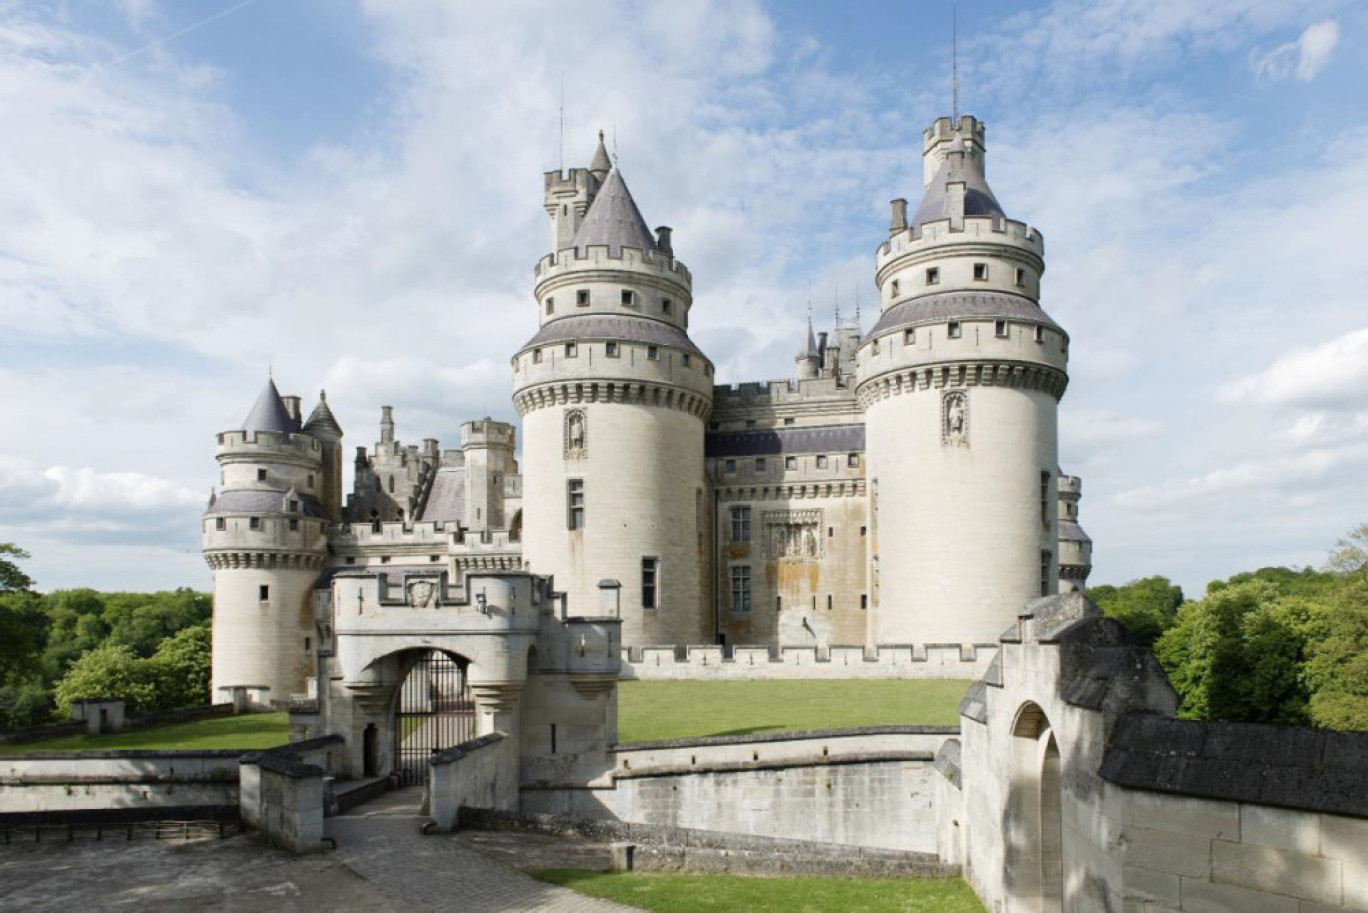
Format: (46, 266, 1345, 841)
(204, 115, 1093, 704)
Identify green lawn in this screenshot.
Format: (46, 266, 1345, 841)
(617, 679, 969, 743)
(532, 870, 985, 912)
(0, 712, 290, 753)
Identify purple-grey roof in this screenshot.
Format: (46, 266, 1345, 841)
(205, 489, 328, 518)
(302, 392, 343, 439)
(867, 290, 1062, 340)
(241, 379, 299, 434)
(420, 467, 466, 524)
(521, 315, 702, 356)
(589, 132, 612, 175)
(706, 424, 865, 458)
(912, 139, 1005, 228)
(1058, 520, 1092, 543)
(571, 168, 658, 255)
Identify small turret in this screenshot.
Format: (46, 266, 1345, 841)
(589, 130, 611, 180)
(1057, 471, 1093, 593)
(303, 390, 344, 523)
(795, 317, 820, 380)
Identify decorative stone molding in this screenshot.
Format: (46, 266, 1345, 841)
(406, 579, 438, 609)
(1058, 564, 1092, 581)
(763, 509, 824, 560)
(514, 380, 712, 420)
(942, 390, 969, 448)
(713, 481, 866, 502)
(204, 552, 327, 571)
(856, 360, 1068, 409)
(564, 408, 587, 460)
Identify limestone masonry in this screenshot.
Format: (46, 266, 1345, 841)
(204, 116, 1092, 704)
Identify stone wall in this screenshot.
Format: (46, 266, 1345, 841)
(238, 735, 340, 854)
(523, 727, 954, 853)
(429, 732, 519, 831)
(0, 750, 246, 813)
(621, 643, 992, 680)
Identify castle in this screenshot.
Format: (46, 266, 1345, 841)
(203, 115, 1092, 705)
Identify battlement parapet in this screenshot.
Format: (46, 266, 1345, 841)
(535, 244, 691, 288)
(923, 114, 987, 151)
(460, 419, 516, 449)
(876, 215, 1044, 270)
(215, 430, 322, 463)
(620, 642, 996, 681)
(1058, 475, 1082, 498)
(332, 520, 451, 547)
(543, 167, 595, 195)
(712, 376, 858, 409)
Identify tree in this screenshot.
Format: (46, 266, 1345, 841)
(1088, 576, 1185, 645)
(0, 542, 34, 593)
(149, 625, 211, 710)
(1328, 523, 1368, 575)
(1304, 564, 1368, 729)
(53, 644, 159, 716)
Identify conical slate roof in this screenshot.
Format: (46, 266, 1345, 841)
(799, 318, 819, 358)
(911, 136, 1005, 228)
(302, 390, 343, 439)
(241, 378, 298, 434)
(572, 168, 658, 255)
(589, 131, 612, 176)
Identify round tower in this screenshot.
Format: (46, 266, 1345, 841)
(204, 379, 330, 706)
(513, 135, 713, 648)
(857, 115, 1070, 647)
(1056, 471, 1093, 593)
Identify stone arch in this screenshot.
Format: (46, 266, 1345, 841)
(1008, 701, 1064, 913)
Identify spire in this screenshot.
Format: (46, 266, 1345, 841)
(571, 167, 658, 255)
(241, 377, 298, 434)
(302, 389, 343, 439)
(589, 130, 612, 179)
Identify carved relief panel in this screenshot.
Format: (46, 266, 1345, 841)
(564, 408, 587, 460)
(942, 390, 969, 447)
(764, 509, 823, 560)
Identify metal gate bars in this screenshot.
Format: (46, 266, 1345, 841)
(393, 651, 475, 786)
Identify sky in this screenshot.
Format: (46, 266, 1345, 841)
(0, 0, 1365, 598)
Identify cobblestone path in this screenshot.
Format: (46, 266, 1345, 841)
(326, 788, 639, 913)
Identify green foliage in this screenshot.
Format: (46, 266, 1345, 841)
(0, 542, 34, 593)
(532, 870, 986, 913)
(1303, 573, 1368, 729)
(148, 625, 211, 710)
(53, 644, 160, 715)
(2, 711, 289, 752)
(1088, 576, 1185, 644)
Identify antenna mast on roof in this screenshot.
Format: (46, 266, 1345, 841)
(834, 285, 841, 329)
(855, 284, 861, 328)
(951, 1, 960, 123)
(558, 71, 565, 173)
(612, 125, 619, 166)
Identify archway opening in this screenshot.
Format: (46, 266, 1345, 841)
(1009, 702, 1065, 913)
(392, 650, 474, 786)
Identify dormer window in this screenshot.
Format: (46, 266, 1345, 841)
(576, 289, 590, 307)
(974, 263, 989, 281)
(926, 267, 940, 285)
(948, 322, 961, 338)
(289, 499, 300, 512)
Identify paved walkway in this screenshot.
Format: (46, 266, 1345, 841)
(325, 788, 638, 913)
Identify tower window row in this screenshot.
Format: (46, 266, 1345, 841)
(210, 516, 309, 533)
(872, 321, 1052, 352)
(721, 453, 861, 476)
(527, 343, 709, 374)
(544, 291, 675, 317)
(912, 264, 1028, 289)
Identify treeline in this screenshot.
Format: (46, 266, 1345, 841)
(0, 556, 211, 729)
(1091, 524, 1368, 731)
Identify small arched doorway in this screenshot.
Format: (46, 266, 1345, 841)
(1010, 702, 1064, 913)
(392, 649, 475, 786)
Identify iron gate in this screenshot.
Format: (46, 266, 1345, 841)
(393, 651, 475, 786)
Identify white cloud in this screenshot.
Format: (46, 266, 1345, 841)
(1218, 327, 1368, 409)
(1252, 19, 1340, 81)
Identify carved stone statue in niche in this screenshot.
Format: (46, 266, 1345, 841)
(406, 579, 437, 609)
(942, 390, 969, 447)
(564, 409, 587, 459)
(763, 509, 824, 560)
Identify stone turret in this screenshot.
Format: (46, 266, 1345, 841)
(302, 390, 344, 523)
(857, 115, 1068, 648)
(796, 318, 820, 380)
(514, 135, 714, 648)
(204, 378, 329, 706)
(461, 418, 517, 533)
(1056, 471, 1092, 593)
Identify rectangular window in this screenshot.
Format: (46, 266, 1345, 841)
(890, 279, 900, 297)
(567, 479, 585, 530)
(289, 518, 299, 531)
(974, 262, 989, 281)
(1041, 471, 1051, 526)
(1034, 325, 1045, 344)
(860, 525, 867, 536)
(606, 341, 619, 357)
(995, 320, 1008, 338)
(642, 557, 659, 610)
(926, 267, 940, 285)
(947, 321, 961, 338)
(576, 289, 590, 306)
(847, 453, 859, 468)
(776, 595, 782, 613)
(827, 526, 834, 538)
(1016, 267, 1026, 286)
(533, 348, 543, 364)
(621, 289, 635, 306)
(783, 417, 795, 426)
(861, 594, 869, 609)
(826, 594, 833, 612)
(346, 556, 356, 565)
(545, 297, 555, 315)
(662, 299, 672, 314)
(904, 328, 915, 345)
(682, 354, 692, 367)
(256, 468, 267, 481)
(730, 565, 752, 614)
(755, 458, 766, 472)
(731, 506, 751, 541)
(872, 339, 880, 355)
(647, 345, 659, 360)
(304, 637, 311, 652)
(745, 419, 756, 428)
(259, 585, 269, 601)
(816, 454, 828, 469)
(724, 459, 736, 473)
(1041, 551, 1053, 597)
(288, 499, 300, 512)
(565, 342, 577, 357)
(781, 455, 796, 471)
(249, 517, 261, 530)
(215, 517, 225, 531)
(307, 474, 315, 487)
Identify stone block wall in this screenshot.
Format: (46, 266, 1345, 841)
(0, 750, 246, 813)
(429, 732, 519, 831)
(621, 643, 993, 680)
